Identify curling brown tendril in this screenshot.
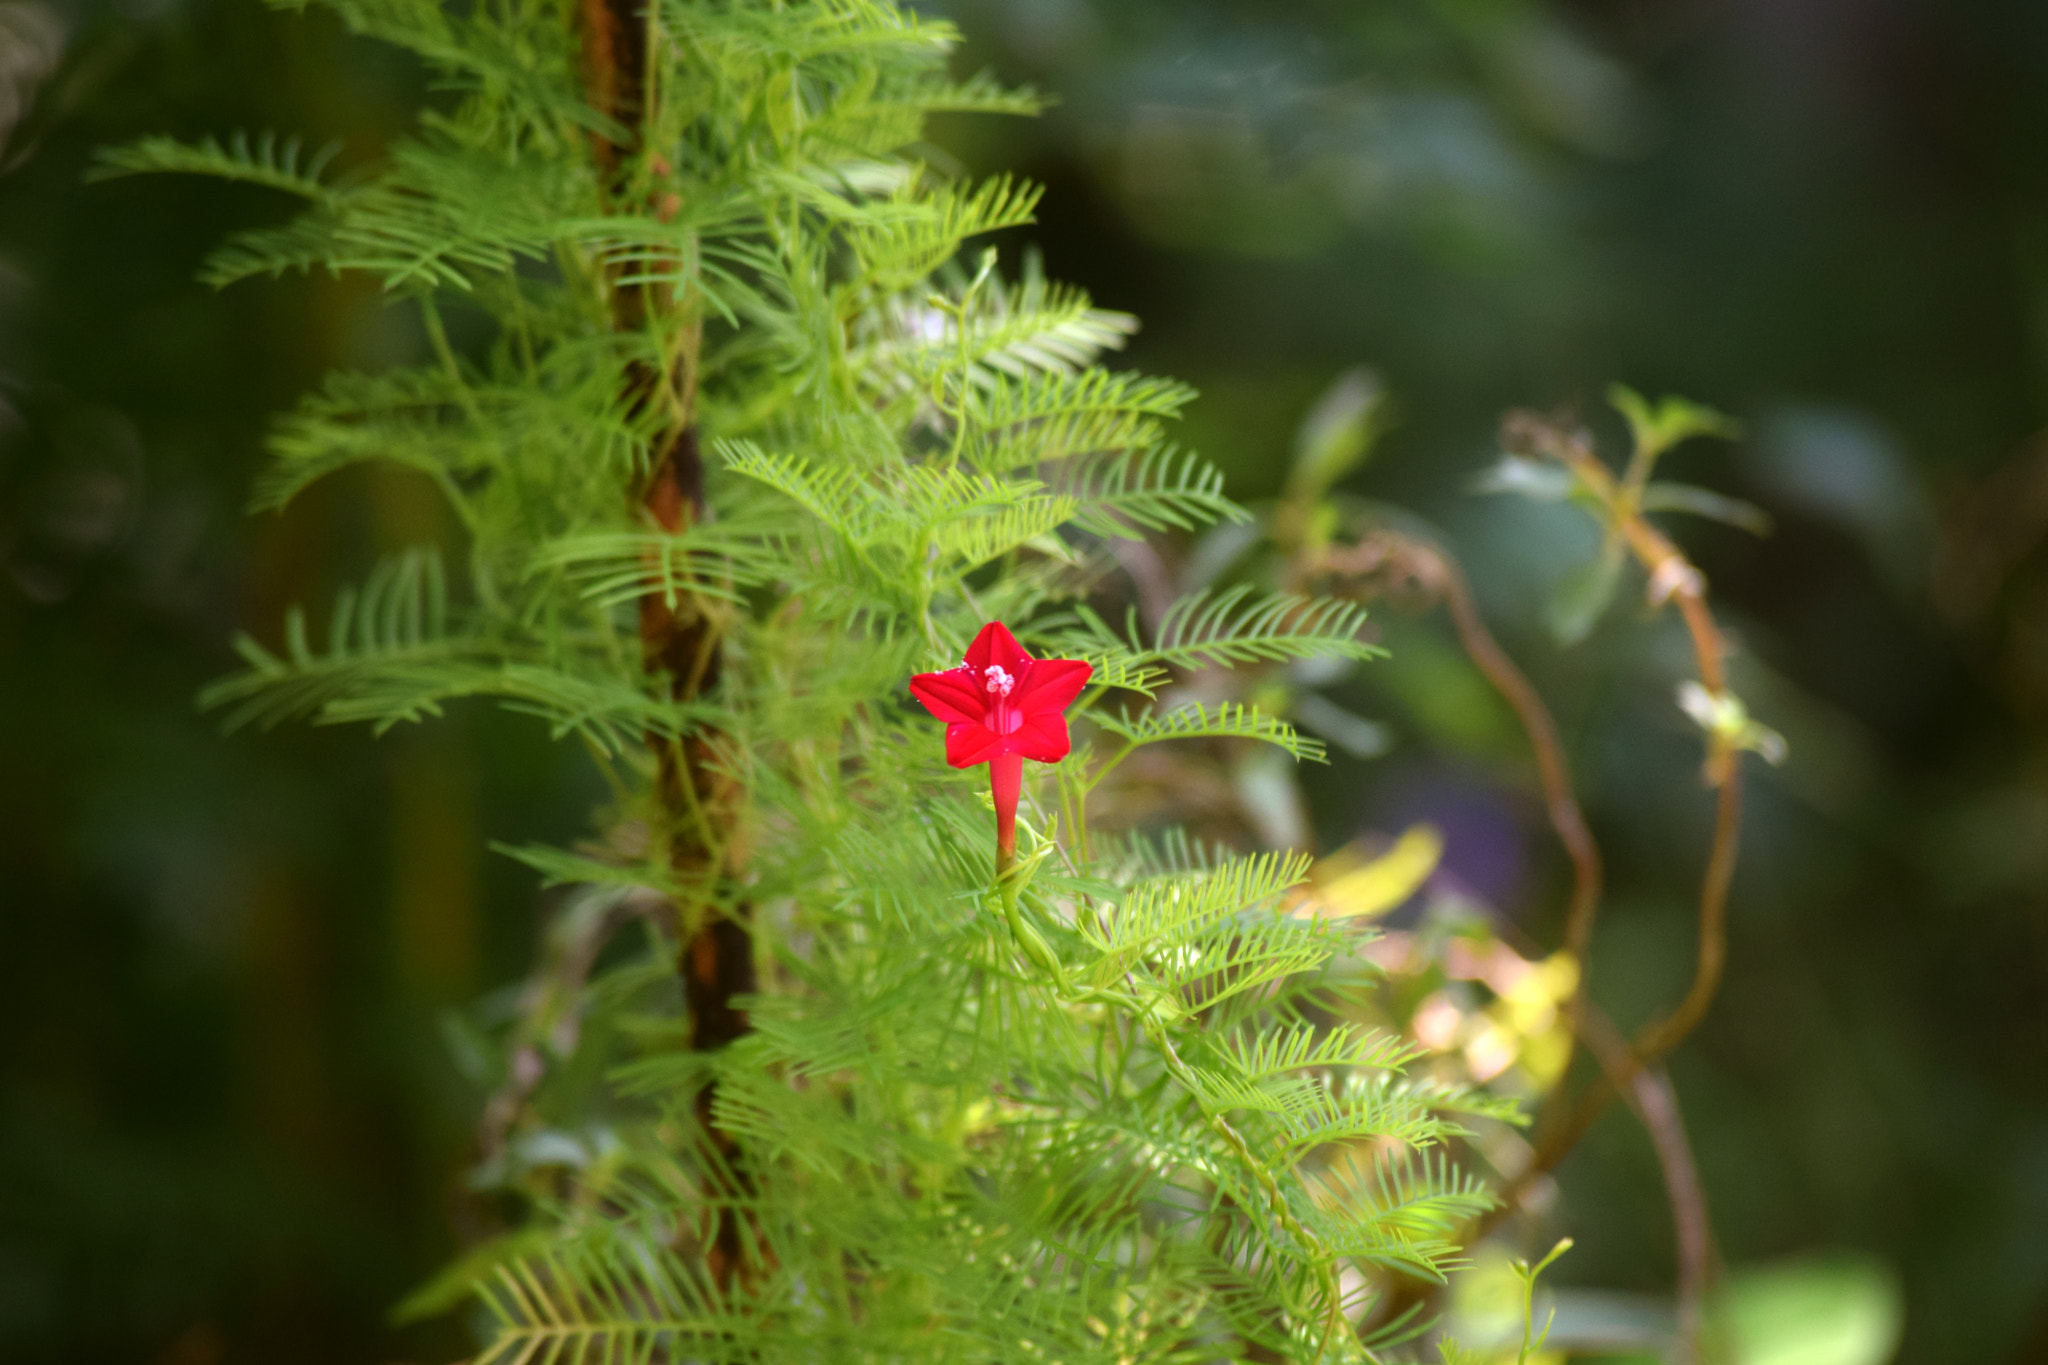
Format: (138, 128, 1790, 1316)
(1306, 409, 1750, 1352)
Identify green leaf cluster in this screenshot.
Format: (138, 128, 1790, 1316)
(122, 0, 1510, 1359)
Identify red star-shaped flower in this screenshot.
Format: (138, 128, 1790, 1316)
(910, 621, 1093, 768)
(910, 621, 1092, 871)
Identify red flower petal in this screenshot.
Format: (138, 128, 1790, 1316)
(909, 667, 987, 726)
(945, 721, 1006, 768)
(1007, 710, 1072, 763)
(963, 620, 1032, 674)
(1013, 657, 1092, 716)
(916, 621, 1090, 772)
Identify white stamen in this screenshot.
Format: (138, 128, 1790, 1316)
(984, 665, 1015, 697)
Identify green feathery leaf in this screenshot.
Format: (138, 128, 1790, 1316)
(91, 130, 343, 200)
(1093, 700, 1327, 763)
(1146, 585, 1380, 669)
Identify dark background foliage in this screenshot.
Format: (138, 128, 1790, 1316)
(4, 0, 2047, 1360)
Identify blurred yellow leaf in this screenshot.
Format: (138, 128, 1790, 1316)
(1517, 1020, 1574, 1088)
(1300, 824, 1442, 921)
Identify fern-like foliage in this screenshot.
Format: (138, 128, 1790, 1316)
(92, 130, 343, 200)
(1063, 444, 1246, 536)
(1095, 699, 1329, 763)
(139, 0, 1509, 1360)
(200, 547, 464, 733)
(1149, 583, 1383, 668)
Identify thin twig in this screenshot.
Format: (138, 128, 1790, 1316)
(1311, 532, 1605, 1085)
(1509, 703, 1743, 1200)
(1635, 768, 1741, 1063)
(1567, 1003, 1712, 1363)
(1631, 1065, 1711, 1364)
(1430, 547, 1603, 1006)
(1437, 540, 1724, 1302)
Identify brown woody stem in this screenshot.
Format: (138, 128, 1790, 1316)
(580, 0, 756, 1293)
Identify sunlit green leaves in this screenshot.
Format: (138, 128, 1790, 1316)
(531, 525, 788, 610)
(844, 174, 1042, 290)
(1082, 850, 1312, 969)
(473, 1248, 730, 1365)
(201, 548, 464, 732)
(966, 367, 1197, 471)
(1610, 382, 1741, 461)
(207, 142, 595, 290)
(166, 0, 1484, 1356)
(1215, 1021, 1421, 1085)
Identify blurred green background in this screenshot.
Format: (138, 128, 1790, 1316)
(5, 0, 2048, 1360)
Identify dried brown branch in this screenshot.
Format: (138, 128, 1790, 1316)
(579, 0, 757, 1293)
